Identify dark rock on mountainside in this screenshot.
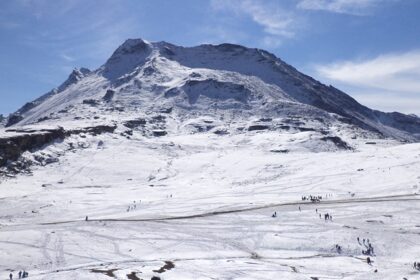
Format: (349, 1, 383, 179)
(6, 114, 24, 127)
(248, 125, 270, 131)
(103, 89, 115, 102)
(0, 128, 65, 167)
(152, 130, 167, 137)
(0, 125, 116, 172)
(124, 118, 147, 129)
(321, 136, 352, 150)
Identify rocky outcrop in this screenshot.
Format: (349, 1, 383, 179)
(248, 125, 270, 131)
(67, 125, 116, 136)
(0, 128, 65, 166)
(103, 89, 115, 102)
(0, 125, 117, 170)
(6, 114, 24, 127)
(123, 118, 147, 129)
(152, 130, 167, 137)
(320, 136, 352, 150)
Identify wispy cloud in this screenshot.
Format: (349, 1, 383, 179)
(316, 51, 420, 93)
(297, 0, 385, 15)
(211, 0, 297, 47)
(352, 93, 420, 115)
(59, 53, 75, 62)
(314, 50, 420, 113)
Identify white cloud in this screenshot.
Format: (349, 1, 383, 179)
(314, 50, 420, 114)
(59, 53, 75, 62)
(297, 0, 382, 15)
(211, 0, 297, 46)
(352, 92, 420, 115)
(316, 51, 420, 93)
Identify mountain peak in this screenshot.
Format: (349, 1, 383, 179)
(101, 38, 153, 80)
(113, 38, 151, 55)
(58, 67, 91, 92)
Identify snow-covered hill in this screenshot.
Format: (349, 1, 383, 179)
(1, 39, 420, 280)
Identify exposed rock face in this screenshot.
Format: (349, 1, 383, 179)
(6, 114, 24, 127)
(320, 136, 352, 150)
(152, 130, 167, 137)
(124, 119, 147, 129)
(103, 89, 115, 102)
(0, 128, 65, 166)
(82, 99, 100, 106)
(0, 125, 117, 171)
(67, 125, 117, 136)
(248, 125, 270, 131)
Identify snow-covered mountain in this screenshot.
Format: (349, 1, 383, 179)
(6, 38, 420, 141)
(2, 39, 420, 280)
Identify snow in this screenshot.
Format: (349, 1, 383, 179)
(1, 130, 420, 279)
(1, 38, 420, 279)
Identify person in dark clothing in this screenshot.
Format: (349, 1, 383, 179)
(18, 271, 22, 279)
(272, 211, 277, 218)
(367, 257, 371, 265)
(9, 273, 13, 280)
(85, 216, 88, 221)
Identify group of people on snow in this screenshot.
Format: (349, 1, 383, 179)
(127, 200, 140, 212)
(302, 195, 322, 203)
(335, 244, 342, 254)
(9, 271, 28, 279)
(357, 237, 375, 256)
(324, 213, 333, 221)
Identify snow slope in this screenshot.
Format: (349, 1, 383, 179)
(0, 130, 420, 279)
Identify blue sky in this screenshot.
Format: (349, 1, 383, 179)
(1, 0, 420, 115)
